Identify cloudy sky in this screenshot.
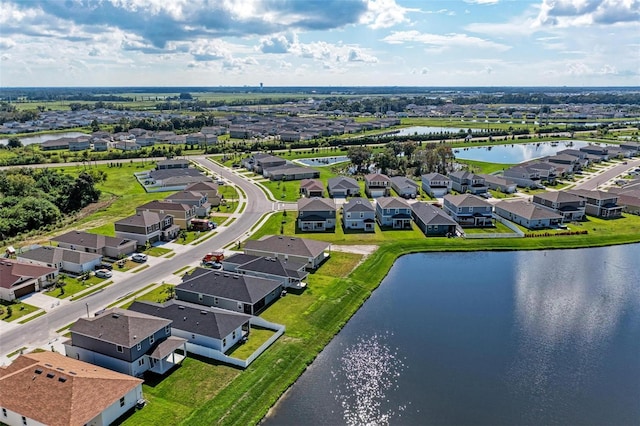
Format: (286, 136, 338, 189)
(0, 0, 638, 87)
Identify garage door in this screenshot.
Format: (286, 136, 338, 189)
(13, 283, 36, 299)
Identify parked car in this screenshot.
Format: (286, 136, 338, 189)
(216, 179, 225, 185)
(94, 263, 113, 271)
(95, 269, 112, 279)
(131, 253, 148, 263)
(203, 261, 223, 270)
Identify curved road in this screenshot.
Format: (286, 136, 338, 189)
(0, 157, 273, 358)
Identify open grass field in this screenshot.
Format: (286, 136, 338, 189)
(456, 158, 515, 174)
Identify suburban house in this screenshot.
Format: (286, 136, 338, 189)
(129, 300, 252, 365)
(443, 194, 494, 227)
(136, 200, 196, 229)
(297, 197, 336, 231)
(556, 149, 590, 168)
(449, 171, 488, 195)
(525, 162, 560, 182)
(299, 179, 325, 198)
(0, 259, 57, 302)
(262, 163, 320, 181)
(156, 159, 190, 170)
(0, 351, 143, 426)
(176, 268, 282, 315)
(225, 254, 309, 289)
(51, 231, 137, 259)
(164, 191, 211, 218)
(64, 308, 187, 377)
(390, 176, 419, 198)
(243, 153, 286, 173)
(327, 176, 360, 198)
(68, 138, 91, 151)
(532, 191, 586, 222)
(92, 139, 110, 152)
(579, 145, 609, 160)
(480, 174, 517, 193)
(421, 173, 451, 197)
(143, 168, 213, 191)
(375, 197, 413, 229)
(365, 173, 391, 198)
(17, 246, 102, 274)
(185, 181, 221, 207)
(503, 165, 544, 188)
(411, 202, 458, 236)
(612, 189, 640, 215)
(494, 200, 563, 229)
(114, 211, 181, 247)
(545, 154, 581, 172)
(243, 235, 331, 269)
(342, 197, 376, 232)
(620, 141, 640, 155)
(567, 189, 623, 218)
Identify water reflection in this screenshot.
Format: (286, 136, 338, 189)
(330, 333, 406, 426)
(454, 141, 594, 164)
(510, 247, 640, 420)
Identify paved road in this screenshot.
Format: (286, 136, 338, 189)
(573, 158, 640, 190)
(0, 156, 273, 359)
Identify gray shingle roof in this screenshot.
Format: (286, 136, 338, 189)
(51, 231, 131, 249)
(343, 197, 374, 213)
(444, 194, 492, 208)
(376, 196, 411, 209)
(534, 191, 584, 204)
(495, 200, 564, 221)
(70, 308, 171, 348)
(115, 211, 163, 228)
(411, 202, 457, 226)
(298, 197, 336, 212)
(17, 246, 101, 265)
(327, 176, 359, 191)
(243, 235, 330, 258)
(129, 300, 250, 340)
(236, 257, 308, 280)
(177, 268, 281, 304)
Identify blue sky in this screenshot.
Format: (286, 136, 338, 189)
(0, 0, 638, 87)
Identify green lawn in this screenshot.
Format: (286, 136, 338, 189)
(464, 221, 515, 234)
(227, 327, 275, 359)
(249, 210, 425, 245)
(51, 275, 108, 299)
(0, 301, 40, 322)
(143, 246, 172, 257)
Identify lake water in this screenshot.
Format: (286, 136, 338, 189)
(0, 132, 88, 146)
(297, 156, 350, 167)
(453, 140, 597, 164)
(396, 126, 467, 136)
(263, 245, 640, 425)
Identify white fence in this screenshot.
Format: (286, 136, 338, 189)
(185, 317, 285, 369)
(461, 215, 524, 239)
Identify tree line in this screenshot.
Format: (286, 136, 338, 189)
(0, 168, 102, 241)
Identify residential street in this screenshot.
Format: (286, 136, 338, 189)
(0, 157, 273, 362)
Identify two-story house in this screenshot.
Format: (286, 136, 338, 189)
(114, 211, 181, 246)
(64, 308, 187, 377)
(156, 159, 190, 170)
(164, 190, 211, 217)
(443, 194, 493, 227)
(503, 165, 544, 189)
(567, 189, 623, 218)
(421, 173, 451, 197)
(375, 197, 413, 229)
(365, 173, 391, 198)
(185, 181, 221, 207)
(342, 197, 376, 232)
(449, 171, 488, 195)
(532, 191, 586, 222)
(297, 198, 336, 231)
(226, 254, 309, 290)
(579, 145, 610, 160)
(136, 200, 196, 229)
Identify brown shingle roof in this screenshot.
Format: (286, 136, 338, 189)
(0, 351, 142, 426)
(0, 259, 56, 289)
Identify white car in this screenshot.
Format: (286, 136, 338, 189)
(95, 269, 112, 279)
(131, 253, 148, 263)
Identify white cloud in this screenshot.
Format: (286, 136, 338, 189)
(0, 37, 16, 49)
(382, 30, 511, 51)
(464, 0, 500, 4)
(534, 0, 640, 27)
(361, 0, 415, 29)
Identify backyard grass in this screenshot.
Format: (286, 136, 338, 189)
(226, 326, 276, 359)
(127, 284, 174, 306)
(0, 301, 40, 322)
(464, 221, 515, 234)
(488, 189, 517, 199)
(456, 158, 515, 174)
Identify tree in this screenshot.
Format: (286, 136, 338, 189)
(90, 119, 100, 132)
(7, 137, 22, 148)
(347, 146, 372, 172)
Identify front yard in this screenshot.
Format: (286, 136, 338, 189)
(0, 301, 40, 322)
